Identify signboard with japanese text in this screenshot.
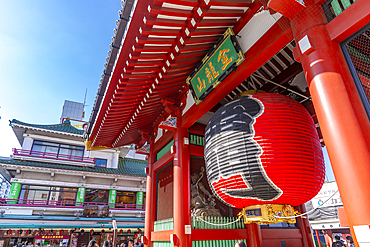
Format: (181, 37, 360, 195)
(35, 235, 70, 240)
(7, 182, 21, 204)
(136, 191, 144, 209)
(108, 189, 117, 207)
(186, 28, 245, 104)
(76, 187, 85, 206)
(311, 182, 341, 208)
(83, 205, 109, 217)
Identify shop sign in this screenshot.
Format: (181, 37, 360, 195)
(7, 182, 21, 204)
(136, 191, 144, 209)
(186, 28, 245, 104)
(76, 187, 85, 206)
(311, 182, 342, 208)
(83, 205, 109, 217)
(108, 189, 117, 204)
(35, 235, 70, 239)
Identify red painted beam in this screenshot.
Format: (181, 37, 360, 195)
(152, 152, 174, 172)
(151, 230, 174, 241)
(261, 229, 302, 239)
(89, 0, 152, 144)
(189, 123, 206, 135)
(327, 0, 370, 42)
(189, 145, 204, 157)
(191, 229, 248, 241)
(182, 19, 292, 129)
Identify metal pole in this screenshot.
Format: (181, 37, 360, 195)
(112, 220, 118, 247)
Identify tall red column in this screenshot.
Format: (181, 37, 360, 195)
(296, 205, 315, 247)
(173, 117, 191, 247)
(246, 223, 262, 247)
(144, 142, 156, 247)
(291, 1, 370, 245)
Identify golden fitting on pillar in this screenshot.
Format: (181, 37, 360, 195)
(238, 204, 299, 225)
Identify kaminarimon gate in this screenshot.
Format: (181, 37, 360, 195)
(85, 0, 370, 246)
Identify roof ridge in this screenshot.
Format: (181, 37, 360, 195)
(119, 157, 148, 163)
(11, 119, 84, 135)
(0, 158, 146, 177)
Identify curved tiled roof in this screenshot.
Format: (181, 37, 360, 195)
(11, 119, 84, 135)
(118, 158, 147, 176)
(0, 157, 147, 177)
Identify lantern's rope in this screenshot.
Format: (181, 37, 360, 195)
(192, 214, 241, 226)
(274, 190, 339, 219)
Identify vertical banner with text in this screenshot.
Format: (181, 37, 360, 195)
(109, 189, 117, 208)
(7, 182, 21, 204)
(136, 191, 144, 209)
(76, 187, 85, 206)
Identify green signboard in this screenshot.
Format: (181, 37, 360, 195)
(76, 187, 85, 206)
(136, 191, 144, 209)
(187, 28, 245, 104)
(108, 189, 117, 208)
(7, 182, 21, 204)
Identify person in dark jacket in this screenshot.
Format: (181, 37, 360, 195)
(332, 236, 345, 247)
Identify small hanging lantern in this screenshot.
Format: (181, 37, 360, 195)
(60, 230, 63, 235)
(90, 230, 94, 235)
(127, 229, 131, 234)
(204, 93, 325, 224)
(119, 229, 123, 234)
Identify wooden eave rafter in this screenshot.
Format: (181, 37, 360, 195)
(89, 0, 262, 148)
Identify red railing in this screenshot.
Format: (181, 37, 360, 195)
(12, 148, 96, 164)
(0, 198, 145, 210)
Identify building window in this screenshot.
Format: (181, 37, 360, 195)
(85, 189, 108, 203)
(116, 191, 136, 205)
(18, 185, 77, 205)
(95, 158, 107, 167)
(31, 140, 84, 160)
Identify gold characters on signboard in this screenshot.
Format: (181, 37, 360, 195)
(218, 49, 233, 70)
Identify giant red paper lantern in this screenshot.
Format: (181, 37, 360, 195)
(204, 93, 325, 209)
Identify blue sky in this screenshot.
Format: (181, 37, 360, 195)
(0, 1, 336, 181)
(0, 1, 121, 156)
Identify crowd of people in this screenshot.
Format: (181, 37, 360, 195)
(12, 235, 354, 247)
(86, 240, 142, 247)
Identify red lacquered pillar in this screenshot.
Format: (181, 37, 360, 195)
(296, 205, 315, 247)
(291, 1, 370, 245)
(144, 142, 156, 247)
(173, 117, 191, 247)
(246, 223, 262, 247)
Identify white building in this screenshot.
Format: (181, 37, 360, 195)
(0, 117, 147, 247)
